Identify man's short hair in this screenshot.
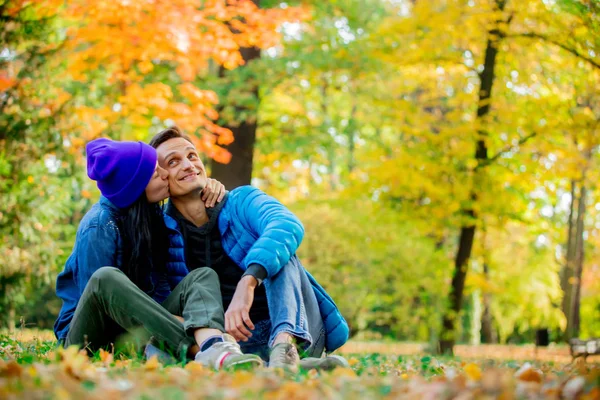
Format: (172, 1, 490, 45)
(149, 126, 194, 149)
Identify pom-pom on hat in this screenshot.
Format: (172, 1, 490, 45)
(86, 138, 157, 208)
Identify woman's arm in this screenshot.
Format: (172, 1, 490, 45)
(73, 224, 119, 296)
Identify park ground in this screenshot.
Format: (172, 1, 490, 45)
(0, 330, 598, 399)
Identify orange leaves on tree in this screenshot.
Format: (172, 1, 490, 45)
(0, 75, 17, 92)
(62, 0, 308, 158)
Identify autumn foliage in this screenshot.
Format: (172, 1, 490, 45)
(0, 0, 599, 375)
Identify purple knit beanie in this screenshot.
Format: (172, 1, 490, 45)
(86, 138, 158, 208)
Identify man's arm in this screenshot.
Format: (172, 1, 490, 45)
(238, 187, 304, 278)
(225, 187, 304, 341)
(225, 275, 257, 341)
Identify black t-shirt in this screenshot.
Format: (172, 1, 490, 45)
(168, 197, 270, 323)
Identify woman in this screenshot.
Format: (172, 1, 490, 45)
(53, 138, 262, 369)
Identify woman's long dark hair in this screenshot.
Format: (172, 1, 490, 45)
(119, 193, 169, 291)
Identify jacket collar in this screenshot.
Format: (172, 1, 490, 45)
(99, 196, 128, 216)
(165, 192, 229, 231)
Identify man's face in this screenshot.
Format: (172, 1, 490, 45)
(156, 137, 207, 197)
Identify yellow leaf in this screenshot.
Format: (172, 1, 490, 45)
(99, 348, 113, 365)
(138, 60, 154, 74)
(59, 346, 90, 379)
(54, 387, 71, 400)
(144, 355, 161, 370)
(184, 360, 208, 377)
(331, 367, 356, 378)
(464, 363, 482, 381)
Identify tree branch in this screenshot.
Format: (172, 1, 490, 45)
(475, 131, 537, 170)
(508, 32, 600, 70)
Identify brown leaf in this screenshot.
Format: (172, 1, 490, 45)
(0, 360, 23, 378)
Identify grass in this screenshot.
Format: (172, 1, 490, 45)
(1, 330, 599, 399)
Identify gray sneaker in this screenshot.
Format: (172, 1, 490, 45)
(194, 334, 263, 370)
(269, 343, 300, 372)
(299, 354, 350, 371)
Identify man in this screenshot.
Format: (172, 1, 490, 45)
(149, 127, 349, 371)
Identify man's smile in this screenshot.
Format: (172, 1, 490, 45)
(180, 172, 199, 181)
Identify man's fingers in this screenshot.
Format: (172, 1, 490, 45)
(226, 315, 242, 341)
(231, 326, 245, 342)
(225, 314, 231, 333)
(242, 311, 255, 331)
(225, 311, 249, 341)
(235, 314, 252, 339)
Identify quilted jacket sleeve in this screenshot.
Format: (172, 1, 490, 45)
(237, 187, 304, 278)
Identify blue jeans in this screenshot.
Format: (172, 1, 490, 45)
(239, 255, 326, 361)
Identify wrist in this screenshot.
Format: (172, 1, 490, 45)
(239, 274, 258, 289)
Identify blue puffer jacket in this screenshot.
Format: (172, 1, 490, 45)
(164, 186, 349, 352)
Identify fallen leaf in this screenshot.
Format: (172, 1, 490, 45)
(144, 355, 161, 371)
(0, 360, 23, 378)
(464, 363, 482, 381)
(515, 362, 543, 383)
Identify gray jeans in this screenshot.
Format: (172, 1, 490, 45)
(65, 267, 225, 359)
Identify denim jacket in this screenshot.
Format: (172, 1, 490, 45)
(53, 197, 168, 340)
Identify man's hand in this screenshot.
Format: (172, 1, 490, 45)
(201, 178, 226, 208)
(225, 275, 257, 342)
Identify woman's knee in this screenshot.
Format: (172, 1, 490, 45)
(186, 267, 220, 285)
(89, 266, 125, 290)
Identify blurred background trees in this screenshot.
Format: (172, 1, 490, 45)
(0, 0, 598, 354)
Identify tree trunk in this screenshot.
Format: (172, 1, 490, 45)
(481, 262, 498, 343)
(568, 184, 586, 339)
(439, 0, 507, 355)
(211, 1, 261, 189)
(8, 306, 15, 332)
(211, 114, 259, 189)
(561, 179, 587, 340)
(561, 180, 577, 337)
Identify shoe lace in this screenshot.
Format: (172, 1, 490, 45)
(275, 345, 297, 363)
(218, 341, 242, 356)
